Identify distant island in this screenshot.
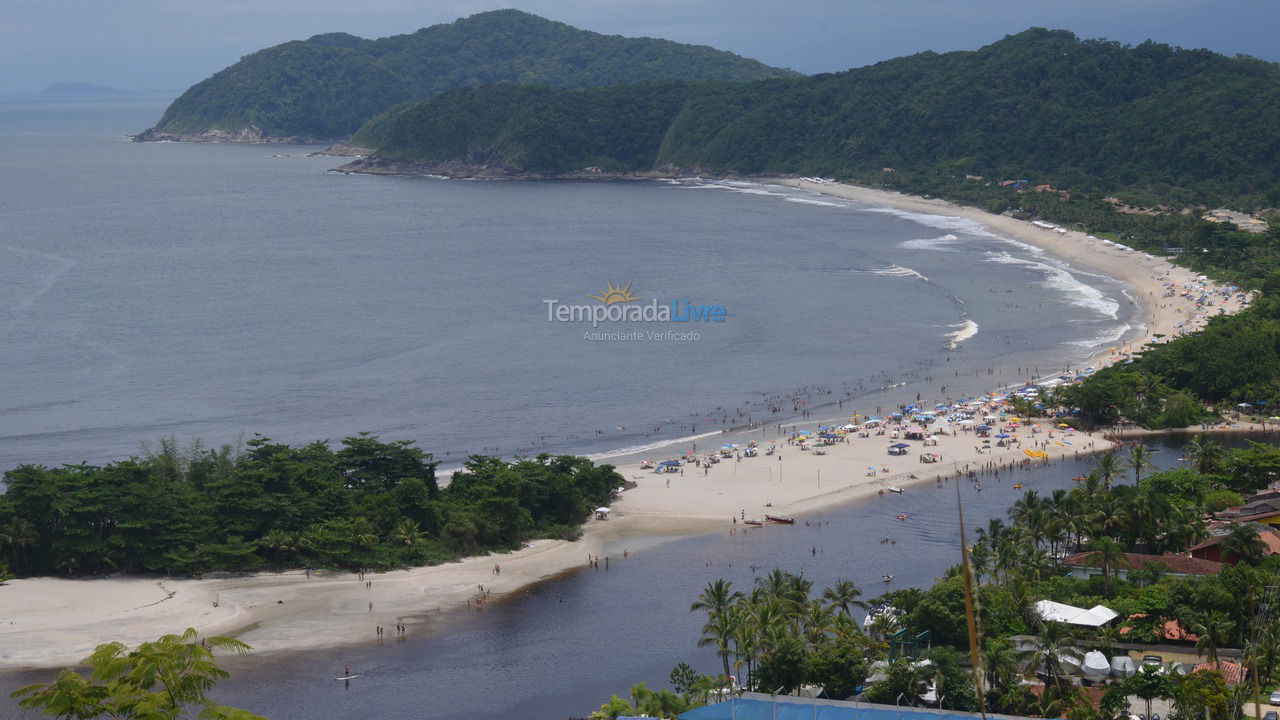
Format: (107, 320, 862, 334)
(133, 9, 796, 144)
(42, 82, 122, 95)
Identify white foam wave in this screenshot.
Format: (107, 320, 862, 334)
(899, 233, 961, 251)
(862, 207, 1001, 239)
(586, 430, 727, 462)
(1066, 323, 1133, 348)
(859, 265, 929, 281)
(985, 251, 1119, 318)
(784, 196, 846, 208)
(945, 319, 979, 350)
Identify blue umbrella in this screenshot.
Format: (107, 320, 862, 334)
(995, 433, 1010, 438)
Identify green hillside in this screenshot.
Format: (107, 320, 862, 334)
(352, 28, 1280, 210)
(138, 9, 797, 142)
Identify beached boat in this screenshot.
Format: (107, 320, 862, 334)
(886, 486, 903, 494)
(743, 519, 764, 527)
(764, 514, 795, 524)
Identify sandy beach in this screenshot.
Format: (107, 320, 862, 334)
(0, 179, 1250, 672)
(774, 178, 1249, 374)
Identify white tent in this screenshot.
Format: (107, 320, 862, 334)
(1034, 599, 1118, 627)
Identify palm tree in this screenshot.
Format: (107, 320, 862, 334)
(969, 542, 992, 586)
(1191, 612, 1236, 665)
(0, 518, 40, 575)
(390, 519, 424, 546)
(1083, 536, 1129, 597)
(1088, 493, 1130, 540)
(1184, 433, 1225, 474)
(691, 578, 743, 617)
(1218, 523, 1266, 565)
(822, 578, 868, 617)
(1126, 443, 1156, 485)
(1022, 621, 1083, 691)
(698, 604, 741, 681)
(982, 636, 1021, 698)
(1094, 449, 1120, 489)
(800, 599, 836, 645)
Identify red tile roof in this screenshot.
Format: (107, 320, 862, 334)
(1188, 528, 1280, 556)
(1193, 661, 1246, 687)
(1064, 551, 1223, 575)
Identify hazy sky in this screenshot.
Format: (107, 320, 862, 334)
(5, 0, 1279, 93)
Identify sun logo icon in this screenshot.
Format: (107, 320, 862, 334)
(589, 281, 640, 305)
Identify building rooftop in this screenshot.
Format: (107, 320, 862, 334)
(1063, 551, 1223, 575)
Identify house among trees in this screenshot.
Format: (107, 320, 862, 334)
(1186, 522, 1280, 564)
(1062, 551, 1222, 580)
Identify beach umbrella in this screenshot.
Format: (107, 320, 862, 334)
(995, 433, 1010, 438)
(1057, 423, 1071, 428)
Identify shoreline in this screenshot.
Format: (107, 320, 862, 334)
(0, 177, 1248, 673)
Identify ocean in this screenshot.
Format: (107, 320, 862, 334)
(0, 93, 1140, 475)
(0, 92, 1163, 719)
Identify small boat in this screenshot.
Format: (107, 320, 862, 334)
(897, 513, 909, 520)
(764, 514, 795, 524)
(743, 519, 764, 527)
(1013, 483, 1023, 489)
(887, 486, 903, 494)
(335, 675, 361, 680)
(882, 574, 894, 583)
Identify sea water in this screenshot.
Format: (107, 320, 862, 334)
(0, 94, 1139, 475)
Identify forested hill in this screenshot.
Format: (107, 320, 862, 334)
(347, 28, 1280, 210)
(134, 9, 797, 143)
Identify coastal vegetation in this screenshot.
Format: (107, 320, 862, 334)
(595, 444, 1280, 719)
(12, 628, 262, 719)
(140, 9, 795, 141)
(351, 28, 1280, 211)
(0, 434, 622, 577)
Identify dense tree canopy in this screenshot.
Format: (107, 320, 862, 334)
(144, 9, 795, 140)
(357, 28, 1280, 210)
(0, 434, 622, 577)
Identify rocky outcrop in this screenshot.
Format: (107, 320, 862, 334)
(131, 125, 322, 144)
(318, 143, 374, 157)
(335, 154, 721, 181)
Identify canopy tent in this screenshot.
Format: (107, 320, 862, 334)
(1034, 599, 1117, 627)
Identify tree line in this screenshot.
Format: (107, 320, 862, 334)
(0, 434, 622, 578)
(594, 442, 1280, 719)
